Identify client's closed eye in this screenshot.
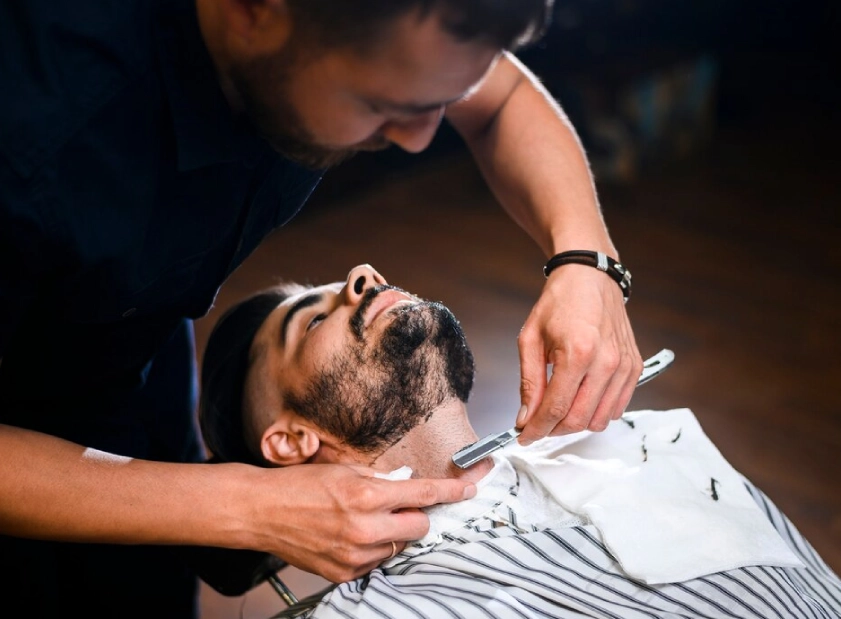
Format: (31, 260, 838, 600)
(307, 313, 327, 331)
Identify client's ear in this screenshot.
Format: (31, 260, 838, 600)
(260, 418, 320, 466)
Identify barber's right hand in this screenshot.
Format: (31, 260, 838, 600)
(242, 463, 475, 583)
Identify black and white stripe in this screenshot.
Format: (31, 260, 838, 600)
(305, 480, 841, 619)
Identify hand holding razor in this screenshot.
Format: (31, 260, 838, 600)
(451, 348, 675, 469)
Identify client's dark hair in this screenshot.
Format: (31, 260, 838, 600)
(287, 0, 554, 53)
(199, 284, 302, 466)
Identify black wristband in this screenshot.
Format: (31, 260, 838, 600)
(543, 250, 632, 303)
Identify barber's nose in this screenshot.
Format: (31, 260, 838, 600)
(380, 108, 444, 153)
(344, 264, 387, 304)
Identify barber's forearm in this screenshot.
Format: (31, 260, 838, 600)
(448, 52, 617, 259)
(0, 423, 254, 548)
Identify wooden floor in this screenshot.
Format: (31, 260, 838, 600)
(193, 72, 841, 617)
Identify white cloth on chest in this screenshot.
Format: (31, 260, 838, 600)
(378, 457, 582, 555)
(503, 407, 803, 584)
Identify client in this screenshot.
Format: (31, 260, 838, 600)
(199, 264, 841, 618)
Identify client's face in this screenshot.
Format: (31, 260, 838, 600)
(247, 264, 475, 455)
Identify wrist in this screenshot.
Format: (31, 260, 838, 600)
(547, 224, 617, 260)
(191, 461, 267, 550)
(543, 250, 632, 302)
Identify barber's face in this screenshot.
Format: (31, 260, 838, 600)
(248, 264, 474, 454)
(225, 11, 499, 169)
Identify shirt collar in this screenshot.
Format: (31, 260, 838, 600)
(156, 0, 267, 170)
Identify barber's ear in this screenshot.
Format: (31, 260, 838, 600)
(260, 418, 320, 466)
(223, 0, 291, 54)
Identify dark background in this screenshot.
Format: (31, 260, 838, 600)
(311, 0, 840, 201)
(198, 1, 841, 615)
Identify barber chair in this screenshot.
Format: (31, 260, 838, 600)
(186, 546, 334, 618)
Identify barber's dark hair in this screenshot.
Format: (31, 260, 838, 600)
(286, 0, 554, 52)
(199, 284, 303, 466)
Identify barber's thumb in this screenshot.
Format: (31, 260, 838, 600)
(515, 404, 529, 429)
(446, 478, 477, 501)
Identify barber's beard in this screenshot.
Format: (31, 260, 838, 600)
(283, 299, 475, 455)
(227, 52, 389, 170)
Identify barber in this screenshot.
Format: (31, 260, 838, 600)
(0, 0, 641, 616)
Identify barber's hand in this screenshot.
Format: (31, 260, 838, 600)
(516, 264, 643, 444)
(256, 463, 475, 583)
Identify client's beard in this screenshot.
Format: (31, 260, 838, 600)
(283, 300, 475, 454)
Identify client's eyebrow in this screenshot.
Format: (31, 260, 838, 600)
(280, 292, 323, 346)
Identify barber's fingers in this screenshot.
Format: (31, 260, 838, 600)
(535, 332, 641, 437)
(341, 475, 476, 544)
(260, 465, 471, 582)
(516, 265, 642, 443)
(346, 467, 476, 511)
(516, 324, 552, 435)
(606, 320, 642, 422)
(386, 477, 476, 509)
(518, 351, 588, 443)
(549, 352, 624, 435)
(558, 312, 641, 432)
(339, 539, 408, 581)
(321, 480, 470, 579)
(382, 539, 404, 561)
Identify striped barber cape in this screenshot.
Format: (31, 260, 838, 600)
(303, 410, 841, 619)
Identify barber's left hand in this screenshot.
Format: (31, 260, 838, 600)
(515, 264, 643, 444)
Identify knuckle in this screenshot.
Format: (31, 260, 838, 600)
(589, 417, 610, 432)
(617, 353, 633, 376)
(333, 548, 354, 569)
(543, 400, 570, 422)
(601, 350, 621, 374)
(357, 529, 380, 547)
(342, 546, 368, 568)
(563, 415, 589, 434)
(416, 482, 439, 505)
(329, 476, 352, 500)
(346, 481, 378, 507)
(338, 541, 375, 571)
(330, 563, 358, 583)
(520, 376, 539, 397)
(631, 354, 645, 380)
(567, 336, 597, 363)
(343, 520, 375, 546)
(325, 546, 355, 575)
(517, 328, 539, 348)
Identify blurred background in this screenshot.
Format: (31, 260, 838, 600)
(196, 1, 841, 616)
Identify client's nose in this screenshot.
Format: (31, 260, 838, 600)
(344, 264, 386, 304)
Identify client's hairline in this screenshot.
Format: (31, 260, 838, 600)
(199, 279, 313, 466)
(241, 337, 274, 464)
(240, 281, 319, 465)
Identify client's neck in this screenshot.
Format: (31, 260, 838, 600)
(370, 401, 493, 483)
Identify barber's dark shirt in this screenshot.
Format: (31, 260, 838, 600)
(0, 0, 323, 450)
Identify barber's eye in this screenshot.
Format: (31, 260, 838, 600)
(307, 313, 327, 331)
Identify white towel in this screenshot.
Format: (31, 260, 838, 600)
(374, 465, 414, 481)
(505, 407, 803, 584)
